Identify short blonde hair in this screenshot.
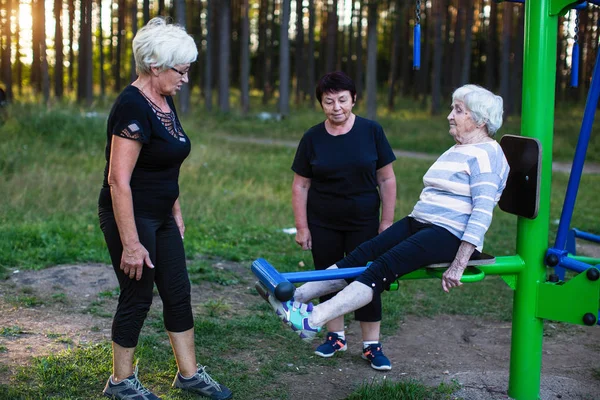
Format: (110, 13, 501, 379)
(133, 17, 198, 75)
(452, 84, 504, 137)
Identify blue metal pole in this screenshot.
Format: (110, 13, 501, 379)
(554, 43, 600, 250)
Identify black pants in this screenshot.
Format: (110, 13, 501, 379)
(338, 217, 472, 294)
(310, 221, 382, 322)
(99, 209, 193, 348)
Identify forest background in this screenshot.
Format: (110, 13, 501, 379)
(0, 0, 596, 115)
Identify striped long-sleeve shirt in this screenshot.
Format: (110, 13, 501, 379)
(409, 141, 509, 251)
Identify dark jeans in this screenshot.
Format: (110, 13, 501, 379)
(99, 208, 193, 348)
(337, 217, 470, 294)
(310, 221, 382, 322)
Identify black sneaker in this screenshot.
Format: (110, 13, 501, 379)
(173, 365, 233, 400)
(103, 366, 161, 399)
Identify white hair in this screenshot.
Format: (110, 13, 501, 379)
(133, 17, 198, 75)
(452, 84, 504, 137)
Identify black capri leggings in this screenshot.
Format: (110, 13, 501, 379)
(337, 217, 475, 294)
(99, 209, 193, 348)
(310, 221, 382, 322)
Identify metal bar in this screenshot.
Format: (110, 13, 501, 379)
(508, 0, 556, 397)
(554, 45, 600, 250)
(572, 228, 600, 243)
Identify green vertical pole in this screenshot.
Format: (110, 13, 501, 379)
(508, 0, 556, 398)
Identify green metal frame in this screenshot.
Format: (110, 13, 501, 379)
(509, 0, 596, 398)
(391, 1, 600, 397)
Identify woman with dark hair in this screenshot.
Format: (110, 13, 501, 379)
(291, 71, 397, 370)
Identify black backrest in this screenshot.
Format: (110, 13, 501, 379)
(498, 134, 542, 219)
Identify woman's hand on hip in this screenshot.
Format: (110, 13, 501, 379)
(295, 227, 312, 250)
(121, 242, 154, 280)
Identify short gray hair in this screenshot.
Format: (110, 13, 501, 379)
(133, 17, 198, 75)
(452, 84, 504, 137)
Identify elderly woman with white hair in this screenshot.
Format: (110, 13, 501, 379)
(268, 84, 509, 343)
(98, 18, 232, 400)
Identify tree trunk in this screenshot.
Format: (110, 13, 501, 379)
(68, 0, 75, 91)
(175, 0, 191, 113)
(279, 0, 291, 116)
(306, 0, 316, 104)
(158, 0, 165, 15)
(485, 0, 498, 91)
(459, 0, 475, 86)
(262, 0, 273, 104)
(114, 0, 125, 92)
(39, 0, 50, 102)
(431, 0, 444, 115)
(347, 0, 354, 79)
(417, 0, 432, 102)
(387, 0, 401, 110)
(15, 3, 21, 95)
(512, 5, 524, 114)
(130, 0, 139, 83)
(31, 0, 41, 91)
(325, 0, 338, 73)
(1, 0, 13, 100)
(499, 3, 511, 116)
(355, 1, 364, 98)
(218, 0, 231, 112)
(451, 0, 465, 90)
(54, 0, 64, 98)
(240, 0, 250, 114)
(294, 0, 305, 105)
(143, 0, 150, 23)
(204, 0, 213, 111)
(365, 1, 378, 120)
(189, 0, 203, 91)
(97, 0, 105, 97)
(78, 0, 93, 105)
(399, 0, 410, 96)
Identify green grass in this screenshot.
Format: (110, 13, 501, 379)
(347, 378, 461, 400)
(1, 98, 599, 399)
(0, 326, 24, 337)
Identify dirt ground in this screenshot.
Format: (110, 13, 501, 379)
(1, 257, 599, 400)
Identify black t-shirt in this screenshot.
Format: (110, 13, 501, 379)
(291, 116, 396, 230)
(98, 85, 191, 218)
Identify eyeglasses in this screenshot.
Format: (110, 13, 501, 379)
(170, 67, 189, 76)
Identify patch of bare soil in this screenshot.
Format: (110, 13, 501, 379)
(1, 260, 599, 400)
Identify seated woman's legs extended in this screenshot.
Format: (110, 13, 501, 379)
(295, 217, 421, 302)
(307, 223, 383, 324)
(307, 217, 462, 327)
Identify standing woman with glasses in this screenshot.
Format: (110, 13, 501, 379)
(98, 17, 232, 400)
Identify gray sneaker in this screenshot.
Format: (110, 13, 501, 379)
(173, 365, 233, 400)
(103, 366, 161, 399)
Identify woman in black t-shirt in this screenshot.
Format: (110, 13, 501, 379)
(98, 18, 231, 400)
(291, 71, 397, 371)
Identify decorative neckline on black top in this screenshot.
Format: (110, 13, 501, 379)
(136, 87, 186, 142)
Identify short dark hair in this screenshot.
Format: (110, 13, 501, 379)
(315, 71, 357, 105)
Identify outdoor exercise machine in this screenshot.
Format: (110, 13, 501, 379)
(252, 0, 600, 399)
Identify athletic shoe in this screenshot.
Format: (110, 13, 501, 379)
(172, 365, 232, 400)
(267, 295, 321, 341)
(103, 366, 161, 399)
(314, 332, 347, 358)
(362, 343, 392, 371)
